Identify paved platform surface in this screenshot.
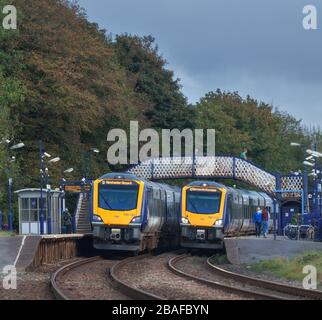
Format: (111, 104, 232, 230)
(0, 237, 24, 270)
(0, 234, 91, 271)
(225, 235, 322, 265)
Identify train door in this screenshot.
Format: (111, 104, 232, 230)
(236, 190, 244, 235)
(225, 194, 234, 235)
(241, 194, 250, 234)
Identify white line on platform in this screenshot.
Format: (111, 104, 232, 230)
(14, 236, 26, 267)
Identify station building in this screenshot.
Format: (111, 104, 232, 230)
(15, 189, 65, 235)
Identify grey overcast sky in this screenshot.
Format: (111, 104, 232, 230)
(78, 0, 322, 126)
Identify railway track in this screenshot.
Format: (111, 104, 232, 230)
(206, 256, 322, 300)
(51, 252, 321, 300)
(168, 254, 284, 300)
(51, 253, 249, 300)
(168, 253, 322, 300)
(51, 256, 102, 300)
(108, 252, 254, 300)
(51, 255, 164, 300)
(109, 255, 164, 300)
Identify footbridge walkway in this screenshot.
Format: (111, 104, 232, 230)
(127, 156, 303, 198)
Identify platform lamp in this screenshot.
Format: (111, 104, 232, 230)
(290, 142, 310, 214)
(307, 145, 322, 214)
(7, 142, 25, 232)
(83, 147, 100, 179)
(63, 168, 75, 232)
(45, 156, 61, 234)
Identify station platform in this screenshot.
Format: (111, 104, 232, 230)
(0, 234, 92, 272)
(0, 236, 41, 271)
(224, 235, 322, 265)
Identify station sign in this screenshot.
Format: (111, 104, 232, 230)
(62, 181, 92, 193)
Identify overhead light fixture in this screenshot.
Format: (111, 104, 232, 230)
(49, 157, 60, 163)
(91, 148, 100, 154)
(290, 142, 301, 147)
(10, 142, 25, 150)
(307, 149, 322, 158)
(303, 161, 315, 167)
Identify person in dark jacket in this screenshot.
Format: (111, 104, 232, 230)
(253, 207, 262, 237)
(62, 209, 72, 234)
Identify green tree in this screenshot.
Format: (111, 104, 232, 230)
(115, 34, 195, 130)
(194, 90, 308, 174)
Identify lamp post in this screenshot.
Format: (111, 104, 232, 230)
(39, 143, 52, 235)
(44, 156, 60, 235)
(8, 178, 13, 232)
(290, 142, 309, 213)
(307, 144, 322, 215)
(82, 147, 100, 179)
(5, 141, 25, 232)
(39, 140, 44, 235)
(62, 168, 74, 233)
(45, 167, 51, 234)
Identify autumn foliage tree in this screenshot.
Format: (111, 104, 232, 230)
(0, 0, 320, 226)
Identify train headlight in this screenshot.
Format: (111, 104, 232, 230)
(92, 215, 103, 222)
(215, 219, 223, 226)
(181, 217, 189, 224)
(130, 216, 141, 224)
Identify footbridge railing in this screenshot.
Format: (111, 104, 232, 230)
(127, 156, 303, 197)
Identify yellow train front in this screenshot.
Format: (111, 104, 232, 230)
(180, 181, 226, 250)
(91, 172, 180, 252)
(180, 181, 276, 250)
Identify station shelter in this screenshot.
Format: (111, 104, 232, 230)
(15, 189, 65, 235)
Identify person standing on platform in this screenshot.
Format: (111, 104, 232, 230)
(262, 207, 270, 238)
(62, 208, 72, 234)
(253, 207, 262, 237)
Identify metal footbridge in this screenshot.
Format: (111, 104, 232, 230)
(128, 156, 303, 198)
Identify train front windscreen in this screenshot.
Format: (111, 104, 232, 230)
(98, 182, 139, 211)
(186, 189, 222, 214)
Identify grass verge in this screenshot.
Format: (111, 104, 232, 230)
(0, 231, 16, 237)
(250, 250, 322, 285)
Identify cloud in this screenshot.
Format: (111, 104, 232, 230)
(78, 0, 322, 125)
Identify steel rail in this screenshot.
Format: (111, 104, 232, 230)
(51, 256, 101, 300)
(168, 254, 289, 300)
(207, 256, 322, 300)
(109, 254, 165, 300)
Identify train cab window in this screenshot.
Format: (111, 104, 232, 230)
(98, 183, 139, 211)
(186, 190, 222, 214)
